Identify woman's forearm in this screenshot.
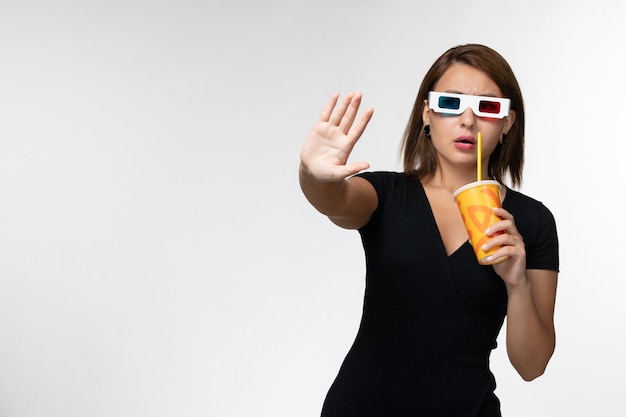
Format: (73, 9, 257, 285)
(505, 277, 556, 381)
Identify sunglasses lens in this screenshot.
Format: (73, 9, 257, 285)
(478, 100, 501, 114)
(438, 96, 460, 110)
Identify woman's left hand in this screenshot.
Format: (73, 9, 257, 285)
(483, 207, 527, 289)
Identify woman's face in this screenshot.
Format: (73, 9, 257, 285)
(422, 63, 515, 174)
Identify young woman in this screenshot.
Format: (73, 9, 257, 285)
(299, 44, 559, 416)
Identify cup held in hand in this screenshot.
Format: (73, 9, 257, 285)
(453, 180, 508, 265)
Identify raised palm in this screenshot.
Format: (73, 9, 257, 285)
(300, 92, 373, 182)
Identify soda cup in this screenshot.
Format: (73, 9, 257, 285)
(453, 180, 508, 265)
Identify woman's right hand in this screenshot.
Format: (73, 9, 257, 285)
(299, 92, 373, 182)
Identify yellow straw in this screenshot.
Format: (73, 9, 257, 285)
(477, 132, 482, 182)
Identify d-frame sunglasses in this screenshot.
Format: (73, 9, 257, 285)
(428, 91, 511, 119)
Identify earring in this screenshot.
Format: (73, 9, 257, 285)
(424, 125, 431, 136)
(500, 134, 507, 144)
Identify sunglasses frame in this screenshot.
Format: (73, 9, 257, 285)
(428, 91, 511, 119)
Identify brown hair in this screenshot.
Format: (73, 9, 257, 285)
(401, 44, 525, 188)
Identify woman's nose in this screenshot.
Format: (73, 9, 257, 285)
(459, 107, 476, 129)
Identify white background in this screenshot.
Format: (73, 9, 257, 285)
(1, 1, 624, 416)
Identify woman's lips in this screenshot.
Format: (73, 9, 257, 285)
(454, 135, 476, 150)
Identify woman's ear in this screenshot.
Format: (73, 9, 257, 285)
(503, 110, 516, 134)
(422, 99, 430, 125)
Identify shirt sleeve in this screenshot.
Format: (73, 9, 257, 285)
(525, 203, 560, 272)
(354, 171, 393, 231)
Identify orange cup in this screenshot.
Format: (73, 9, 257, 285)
(453, 180, 508, 265)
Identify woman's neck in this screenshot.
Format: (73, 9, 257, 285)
(425, 168, 485, 193)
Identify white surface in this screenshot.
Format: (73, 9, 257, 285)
(0, 1, 624, 416)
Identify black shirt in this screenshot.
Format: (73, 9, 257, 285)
(320, 171, 559, 417)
